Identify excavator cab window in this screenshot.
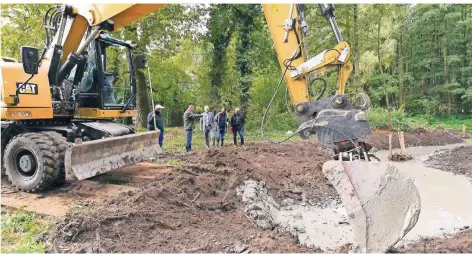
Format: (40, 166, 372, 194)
(69, 34, 137, 110)
(96, 34, 136, 110)
(99, 42, 134, 107)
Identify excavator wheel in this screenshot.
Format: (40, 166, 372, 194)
(41, 131, 68, 186)
(4, 132, 68, 192)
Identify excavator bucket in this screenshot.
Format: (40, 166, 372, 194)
(64, 131, 161, 181)
(322, 160, 421, 252)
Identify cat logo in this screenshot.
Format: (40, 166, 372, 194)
(16, 83, 38, 95)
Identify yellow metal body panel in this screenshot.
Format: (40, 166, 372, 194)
(294, 41, 352, 95)
(337, 60, 353, 95)
(61, 4, 164, 66)
(1, 57, 18, 63)
(1, 107, 53, 120)
(75, 108, 136, 118)
(1, 61, 53, 120)
(61, 15, 89, 65)
(262, 4, 311, 104)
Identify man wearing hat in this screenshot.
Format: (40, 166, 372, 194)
(147, 104, 165, 148)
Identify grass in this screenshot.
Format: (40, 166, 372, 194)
(162, 127, 303, 153)
(366, 108, 471, 132)
(408, 114, 472, 131)
(1, 209, 50, 253)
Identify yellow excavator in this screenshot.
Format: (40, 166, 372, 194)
(0, 4, 420, 252)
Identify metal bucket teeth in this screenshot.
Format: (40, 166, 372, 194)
(322, 160, 421, 252)
(64, 131, 161, 180)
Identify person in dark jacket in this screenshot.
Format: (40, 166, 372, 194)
(230, 108, 245, 146)
(183, 105, 203, 152)
(214, 107, 229, 146)
(147, 104, 165, 148)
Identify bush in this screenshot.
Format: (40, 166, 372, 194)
(367, 107, 415, 131)
(408, 114, 472, 131)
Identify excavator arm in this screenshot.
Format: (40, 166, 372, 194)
(45, 4, 165, 88)
(262, 4, 421, 252)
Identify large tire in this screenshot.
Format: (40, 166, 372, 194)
(41, 131, 68, 186)
(4, 132, 67, 192)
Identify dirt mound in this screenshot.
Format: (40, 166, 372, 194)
(182, 142, 335, 204)
(425, 146, 472, 180)
(393, 229, 472, 253)
(365, 130, 463, 150)
(50, 141, 331, 253)
(47, 131, 466, 253)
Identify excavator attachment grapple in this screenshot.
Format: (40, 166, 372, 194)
(323, 160, 421, 252)
(65, 131, 161, 181)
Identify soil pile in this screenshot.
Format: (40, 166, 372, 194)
(425, 146, 472, 179)
(394, 229, 472, 253)
(47, 130, 467, 253)
(50, 142, 331, 253)
(365, 130, 463, 150)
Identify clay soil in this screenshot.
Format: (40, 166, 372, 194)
(44, 130, 468, 253)
(364, 129, 463, 150)
(425, 145, 472, 179)
(50, 141, 330, 253)
(394, 229, 472, 253)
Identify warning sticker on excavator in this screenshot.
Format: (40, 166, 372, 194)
(16, 83, 38, 94)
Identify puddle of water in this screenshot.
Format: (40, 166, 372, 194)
(239, 144, 472, 251)
(275, 205, 353, 250)
(237, 180, 352, 251)
(374, 144, 472, 245)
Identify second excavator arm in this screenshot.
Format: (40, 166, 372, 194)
(262, 3, 371, 151)
(262, 4, 421, 253)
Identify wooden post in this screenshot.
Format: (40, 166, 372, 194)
(399, 131, 407, 155)
(389, 133, 393, 158)
(463, 124, 467, 138)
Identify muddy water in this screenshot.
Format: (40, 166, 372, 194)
(376, 144, 472, 246)
(239, 143, 472, 251)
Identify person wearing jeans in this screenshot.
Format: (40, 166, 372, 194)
(147, 104, 165, 148)
(200, 105, 216, 149)
(230, 108, 245, 146)
(214, 107, 229, 146)
(183, 105, 202, 152)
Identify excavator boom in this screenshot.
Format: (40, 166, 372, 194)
(262, 4, 421, 252)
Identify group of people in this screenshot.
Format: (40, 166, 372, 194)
(147, 104, 245, 152)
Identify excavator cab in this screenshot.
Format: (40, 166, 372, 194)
(67, 32, 136, 112)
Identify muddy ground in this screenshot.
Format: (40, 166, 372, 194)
(394, 229, 472, 253)
(364, 129, 463, 150)
(6, 130, 470, 253)
(425, 145, 472, 179)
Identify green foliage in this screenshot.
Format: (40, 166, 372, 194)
(1, 4, 471, 132)
(367, 107, 415, 131)
(409, 114, 472, 130)
(1, 209, 50, 253)
(1, 4, 53, 59)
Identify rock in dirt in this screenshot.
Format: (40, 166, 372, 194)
(388, 153, 413, 161)
(227, 242, 249, 253)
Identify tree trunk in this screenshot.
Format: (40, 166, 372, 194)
(398, 33, 405, 109)
(135, 60, 151, 129)
(353, 4, 360, 91)
(442, 38, 451, 115)
(377, 13, 391, 130)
